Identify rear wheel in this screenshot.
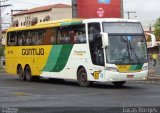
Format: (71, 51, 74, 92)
(17, 65, 25, 81)
(112, 81, 126, 87)
(25, 66, 33, 82)
(77, 68, 92, 87)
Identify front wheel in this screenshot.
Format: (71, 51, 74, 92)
(77, 68, 92, 87)
(112, 81, 126, 87)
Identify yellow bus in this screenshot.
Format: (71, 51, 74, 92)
(6, 18, 148, 87)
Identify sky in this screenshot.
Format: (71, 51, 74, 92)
(1, 0, 160, 30)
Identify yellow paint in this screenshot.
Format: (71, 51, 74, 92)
(13, 92, 31, 96)
(93, 71, 100, 79)
(116, 65, 141, 73)
(5, 45, 52, 76)
(74, 51, 86, 56)
(5, 18, 83, 76)
(116, 65, 131, 73)
(7, 18, 83, 32)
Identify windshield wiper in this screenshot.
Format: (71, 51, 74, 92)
(120, 36, 141, 64)
(120, 36, 131, 62)
(128, 41, 141, 63)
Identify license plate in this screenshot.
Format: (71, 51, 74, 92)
(127, 75, 134, 78)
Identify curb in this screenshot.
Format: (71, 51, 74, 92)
(147, 76, 160, 81)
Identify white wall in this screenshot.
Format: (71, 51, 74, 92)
(13, 7, 72, 27)
(2, 33, 6, 46)
(51, 8, 72, 20)
(13, 10, 52, 27)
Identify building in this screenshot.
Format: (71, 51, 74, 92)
(72, 0, 123, 18)
(1, 30, 6, 46)
(12, 4, 72, 27)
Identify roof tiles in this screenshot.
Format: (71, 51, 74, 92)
(13, 4, 71, 16)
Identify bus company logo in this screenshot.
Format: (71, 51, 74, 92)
(22, 48, 44, 56)
(91, 71, 102, 80)
(97, 8, 105, 17)
(74, 50, 86, 56)
(98, 0, 111, 4)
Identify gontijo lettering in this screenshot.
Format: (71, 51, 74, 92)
(22, 48, 44, 55)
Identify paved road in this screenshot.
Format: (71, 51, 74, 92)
(0, 71, 160, 113)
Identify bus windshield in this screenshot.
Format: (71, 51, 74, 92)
(103, 22, 148, 64)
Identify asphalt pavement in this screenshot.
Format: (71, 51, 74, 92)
(0, 71, 160, 113)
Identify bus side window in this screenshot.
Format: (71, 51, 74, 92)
(7, 32, 17, 46)
(7, 33, 11, 46)
(37, 30, 45, 45)
(58, 27, 71, 44)
(51, 28, 57, 44)
(71, 24, 86, 44)
(17, 32, 23, 46)
(43, 28, 57, 45)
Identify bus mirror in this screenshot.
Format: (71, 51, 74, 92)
(146, 33, 156, 48)
(101, 33, 109, 48)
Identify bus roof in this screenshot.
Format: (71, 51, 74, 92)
(7, 18, 139, 32)
(7, 18, 83, 32)
(83, 18, 139, 23)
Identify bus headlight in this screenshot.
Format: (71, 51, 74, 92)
(105, 67, 119, 72)
(142, 66, 148, 71)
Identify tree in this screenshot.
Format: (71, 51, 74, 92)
(154, 17, 160, 40)
(0, 46, 4, 57)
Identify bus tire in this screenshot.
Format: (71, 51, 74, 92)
(77, 68, 92, 87)
(112, 81, 126, 87)
(17, 65, 25, 81)
(25, 65, 32, 82)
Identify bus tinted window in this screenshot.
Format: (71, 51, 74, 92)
(88, 23, 104, 66)
(7, 25, 85, 46)
(7, 32, 17, 46)
(58, 27, 71, 44)
(103, 22, 143, 34)
(57, 24, 86, 44)
(44, 28, 57, 45)
(7, 29, 47, 46)
(7, 28, 58, 46)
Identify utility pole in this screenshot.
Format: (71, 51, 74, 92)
(11, 9, 27, 27)
(125, 11, 136, 19)
(0, 0, 11, 43)
(149, 23, 152, 33)
(120, 0, 124, 18)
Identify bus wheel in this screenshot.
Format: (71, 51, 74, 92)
(25, 66, 32, 82)
(17, 65, 25, 81)
(112, 81, 126, 87)
(77, 68, 92, 87)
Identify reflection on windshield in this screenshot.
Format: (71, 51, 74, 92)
(106, 35, 147, 64)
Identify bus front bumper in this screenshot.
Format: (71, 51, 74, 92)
(105, 70, 148, 82)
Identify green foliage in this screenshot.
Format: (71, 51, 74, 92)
(154, 17, 160, 40)
(0, 46, 5, 57)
